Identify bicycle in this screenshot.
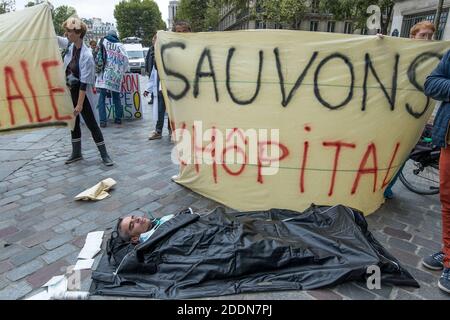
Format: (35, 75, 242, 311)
(399, 124, 440, 195)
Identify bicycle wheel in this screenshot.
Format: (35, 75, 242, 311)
(399, 159, 440, 195)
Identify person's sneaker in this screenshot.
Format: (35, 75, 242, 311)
(100, 122, 107, 128)
(438, 268, 450, 294)
(114, 119, 122, 125)
(422, 251, 444, 270)
(148, 132, 162, 140)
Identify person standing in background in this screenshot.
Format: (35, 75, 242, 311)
(95, 29, 129, 127)
(57, 17, 114, 166)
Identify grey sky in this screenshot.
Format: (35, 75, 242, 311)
(14, 0, 170, 25)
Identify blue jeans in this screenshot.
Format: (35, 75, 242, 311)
(98, 88, 123, 124)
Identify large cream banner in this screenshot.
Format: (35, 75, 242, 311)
(155, 30, 448, 215)
(0, 3, 74, 133)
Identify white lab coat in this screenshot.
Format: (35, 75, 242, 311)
(147, 66, 162, 128)
(57, 36, 99, 123)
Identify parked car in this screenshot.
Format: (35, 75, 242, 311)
(124, 43, 145, 74)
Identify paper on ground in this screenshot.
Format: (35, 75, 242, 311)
(25, 290, 51, 300)
(78, 231, 104, 260)
(74, 259, 95, 271)
(43, 275, 68, 299)
(42, 275, 65, 288)
(74, 178, 117, 201)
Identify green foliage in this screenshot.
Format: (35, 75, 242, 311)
(25, 0, 43, 7)
(52, 5, 77, 36)
(171, 0, 397, 33)
(205, 2, 220, 31)
(0, 0, 15, 14)
(175, 0, 210, 32)
(175, 0, 255, 31)
(256, 0, 307, 29)
(320, 0, 395, 34)
(114, 0, 166, 46)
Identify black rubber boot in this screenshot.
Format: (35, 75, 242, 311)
(97, 143, 114, 166)
(65, 140, 82, 164)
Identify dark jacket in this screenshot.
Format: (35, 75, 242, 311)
(424, 50, 450, 148)
(144, 46, 154, 75)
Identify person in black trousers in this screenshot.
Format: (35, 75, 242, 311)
(58, 17, 113, 166)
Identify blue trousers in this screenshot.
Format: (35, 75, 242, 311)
(98, 88, 123, 123)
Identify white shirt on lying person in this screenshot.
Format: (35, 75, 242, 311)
(139, 214, 175, 243)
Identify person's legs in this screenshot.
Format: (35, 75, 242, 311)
(441, 146, 450, 267)
(167, 116, 171, 135)
(66, 88, 83, 164)
(97, 88, 108, 127)
(439, 146, 450, 293)
(149, 91, 165, 140)
(112, 91, 123, 124)
(423, 147, 450, 279)
(156, 91, 166, 133)
(384, 163, 405, 199)
(80, 96, 114, 166)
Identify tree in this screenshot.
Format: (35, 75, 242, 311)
(52, 5, 77, 36)
(320, 0, 395, 35)
(0, 0, 15, 14)
(175, 0, 253, 32)
(25, 0, 43, 7)
(254, 0, 307, 29)
(175, 0, 210, 32)
(114, 0, 165, 46)
(205, 2, 220, 31)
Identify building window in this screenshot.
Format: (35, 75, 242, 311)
(344, 22, 353, 34)
(327, 21, 335, 33)
(310, 21, 319, 32)
(401, 9, 449, 40)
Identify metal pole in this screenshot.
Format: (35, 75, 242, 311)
(434, 0, 444, 39)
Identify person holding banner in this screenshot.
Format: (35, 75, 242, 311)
(95, 29, 129, 127)
(423, 46, 450, 294)
(145, 22, 191, 141)
(145, 33, 171, 140)
(57, 17, 114, 166)
(173, 20, 192, 33)
(383, 21, 436, 200)
(145, 34, 156, 106)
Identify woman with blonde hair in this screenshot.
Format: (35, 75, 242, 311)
(57, 17, 113, 166)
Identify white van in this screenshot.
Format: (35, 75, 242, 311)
(124, 43, 145, 74)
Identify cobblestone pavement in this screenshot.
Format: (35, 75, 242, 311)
(0, 82, 449, 300)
